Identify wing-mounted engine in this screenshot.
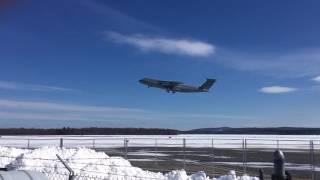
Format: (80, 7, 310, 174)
(159, 81, 182, 93)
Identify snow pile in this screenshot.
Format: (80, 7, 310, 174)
(214, 171, 254, 180)
(0, 146, 258, 180)
(0, 146, 30, 167)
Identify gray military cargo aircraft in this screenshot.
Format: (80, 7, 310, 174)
(139, 78, 216, 93)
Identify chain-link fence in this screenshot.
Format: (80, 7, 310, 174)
(0, 136, 319, 180)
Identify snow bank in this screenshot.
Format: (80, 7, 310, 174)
(0, 146, 30, 167)
(0, 146, 258, 180)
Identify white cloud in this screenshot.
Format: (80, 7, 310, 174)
(312, 76, 320, 82)
(0, 81, 75, 92)
(106, 32, 215, 57)
(259, 86, 297, 94)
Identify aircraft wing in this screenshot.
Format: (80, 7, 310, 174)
(158, 80, 183, 87)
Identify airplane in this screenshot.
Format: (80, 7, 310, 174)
(139, 78, 216, 93)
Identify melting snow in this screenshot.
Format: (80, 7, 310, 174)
(0, 146, 258, 180)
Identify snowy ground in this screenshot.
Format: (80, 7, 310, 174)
(0, 135, 318, 179)
(0, 146, 258, 180)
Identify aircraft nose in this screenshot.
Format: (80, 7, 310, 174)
(139, 79, 144, 84)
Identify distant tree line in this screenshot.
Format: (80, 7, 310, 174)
(0, 127, 180, 135)
(0, 127, 320, 135)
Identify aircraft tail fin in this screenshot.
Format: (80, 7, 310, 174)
(199, 79, 216, 91)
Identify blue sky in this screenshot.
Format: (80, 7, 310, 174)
(1, 0, 320, 129)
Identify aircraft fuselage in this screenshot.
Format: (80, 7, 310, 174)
(139, 78, 215, 93)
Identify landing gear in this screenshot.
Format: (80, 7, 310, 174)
(166, 88, 175, 93)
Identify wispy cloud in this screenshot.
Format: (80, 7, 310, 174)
(160, 113, 256, 120)
(0, 81, 76, 92)
(106, 30, 320, 78)
(216, 48, 320, 78)
(312, 76, 320, 82)
(106, 31, 215, 57)
(0, 99, 143, 113)
(0, 99, 255, 128)
(80, 0, 160, 32)
(81, 0, 320, 79)
(0, 99, 147, 126)
(259, 86, 298, 94)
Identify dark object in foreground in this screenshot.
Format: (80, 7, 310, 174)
(0, 170, 48, 180)
(273, 150, 286, 179)
(259, 169, 264, 180)
(57, 154, 75, 180)
(259, 150, 292, 180)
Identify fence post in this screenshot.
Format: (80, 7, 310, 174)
(183, 138, 186, 169)
(124, 139, 129, 159)
(211, 138, 215, 176)
(154, 139, 158, 166)
(242, 138, 247, 174)
(60, 138, 63, 148)
(92, 139, 95, 149)
(310, 140, 315, 180)
(56, 154, 75, 180)
(27, 139, 30, 149)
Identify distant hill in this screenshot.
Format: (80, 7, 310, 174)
(1, 127, 320, 135)
(184, 127, 320, 135)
